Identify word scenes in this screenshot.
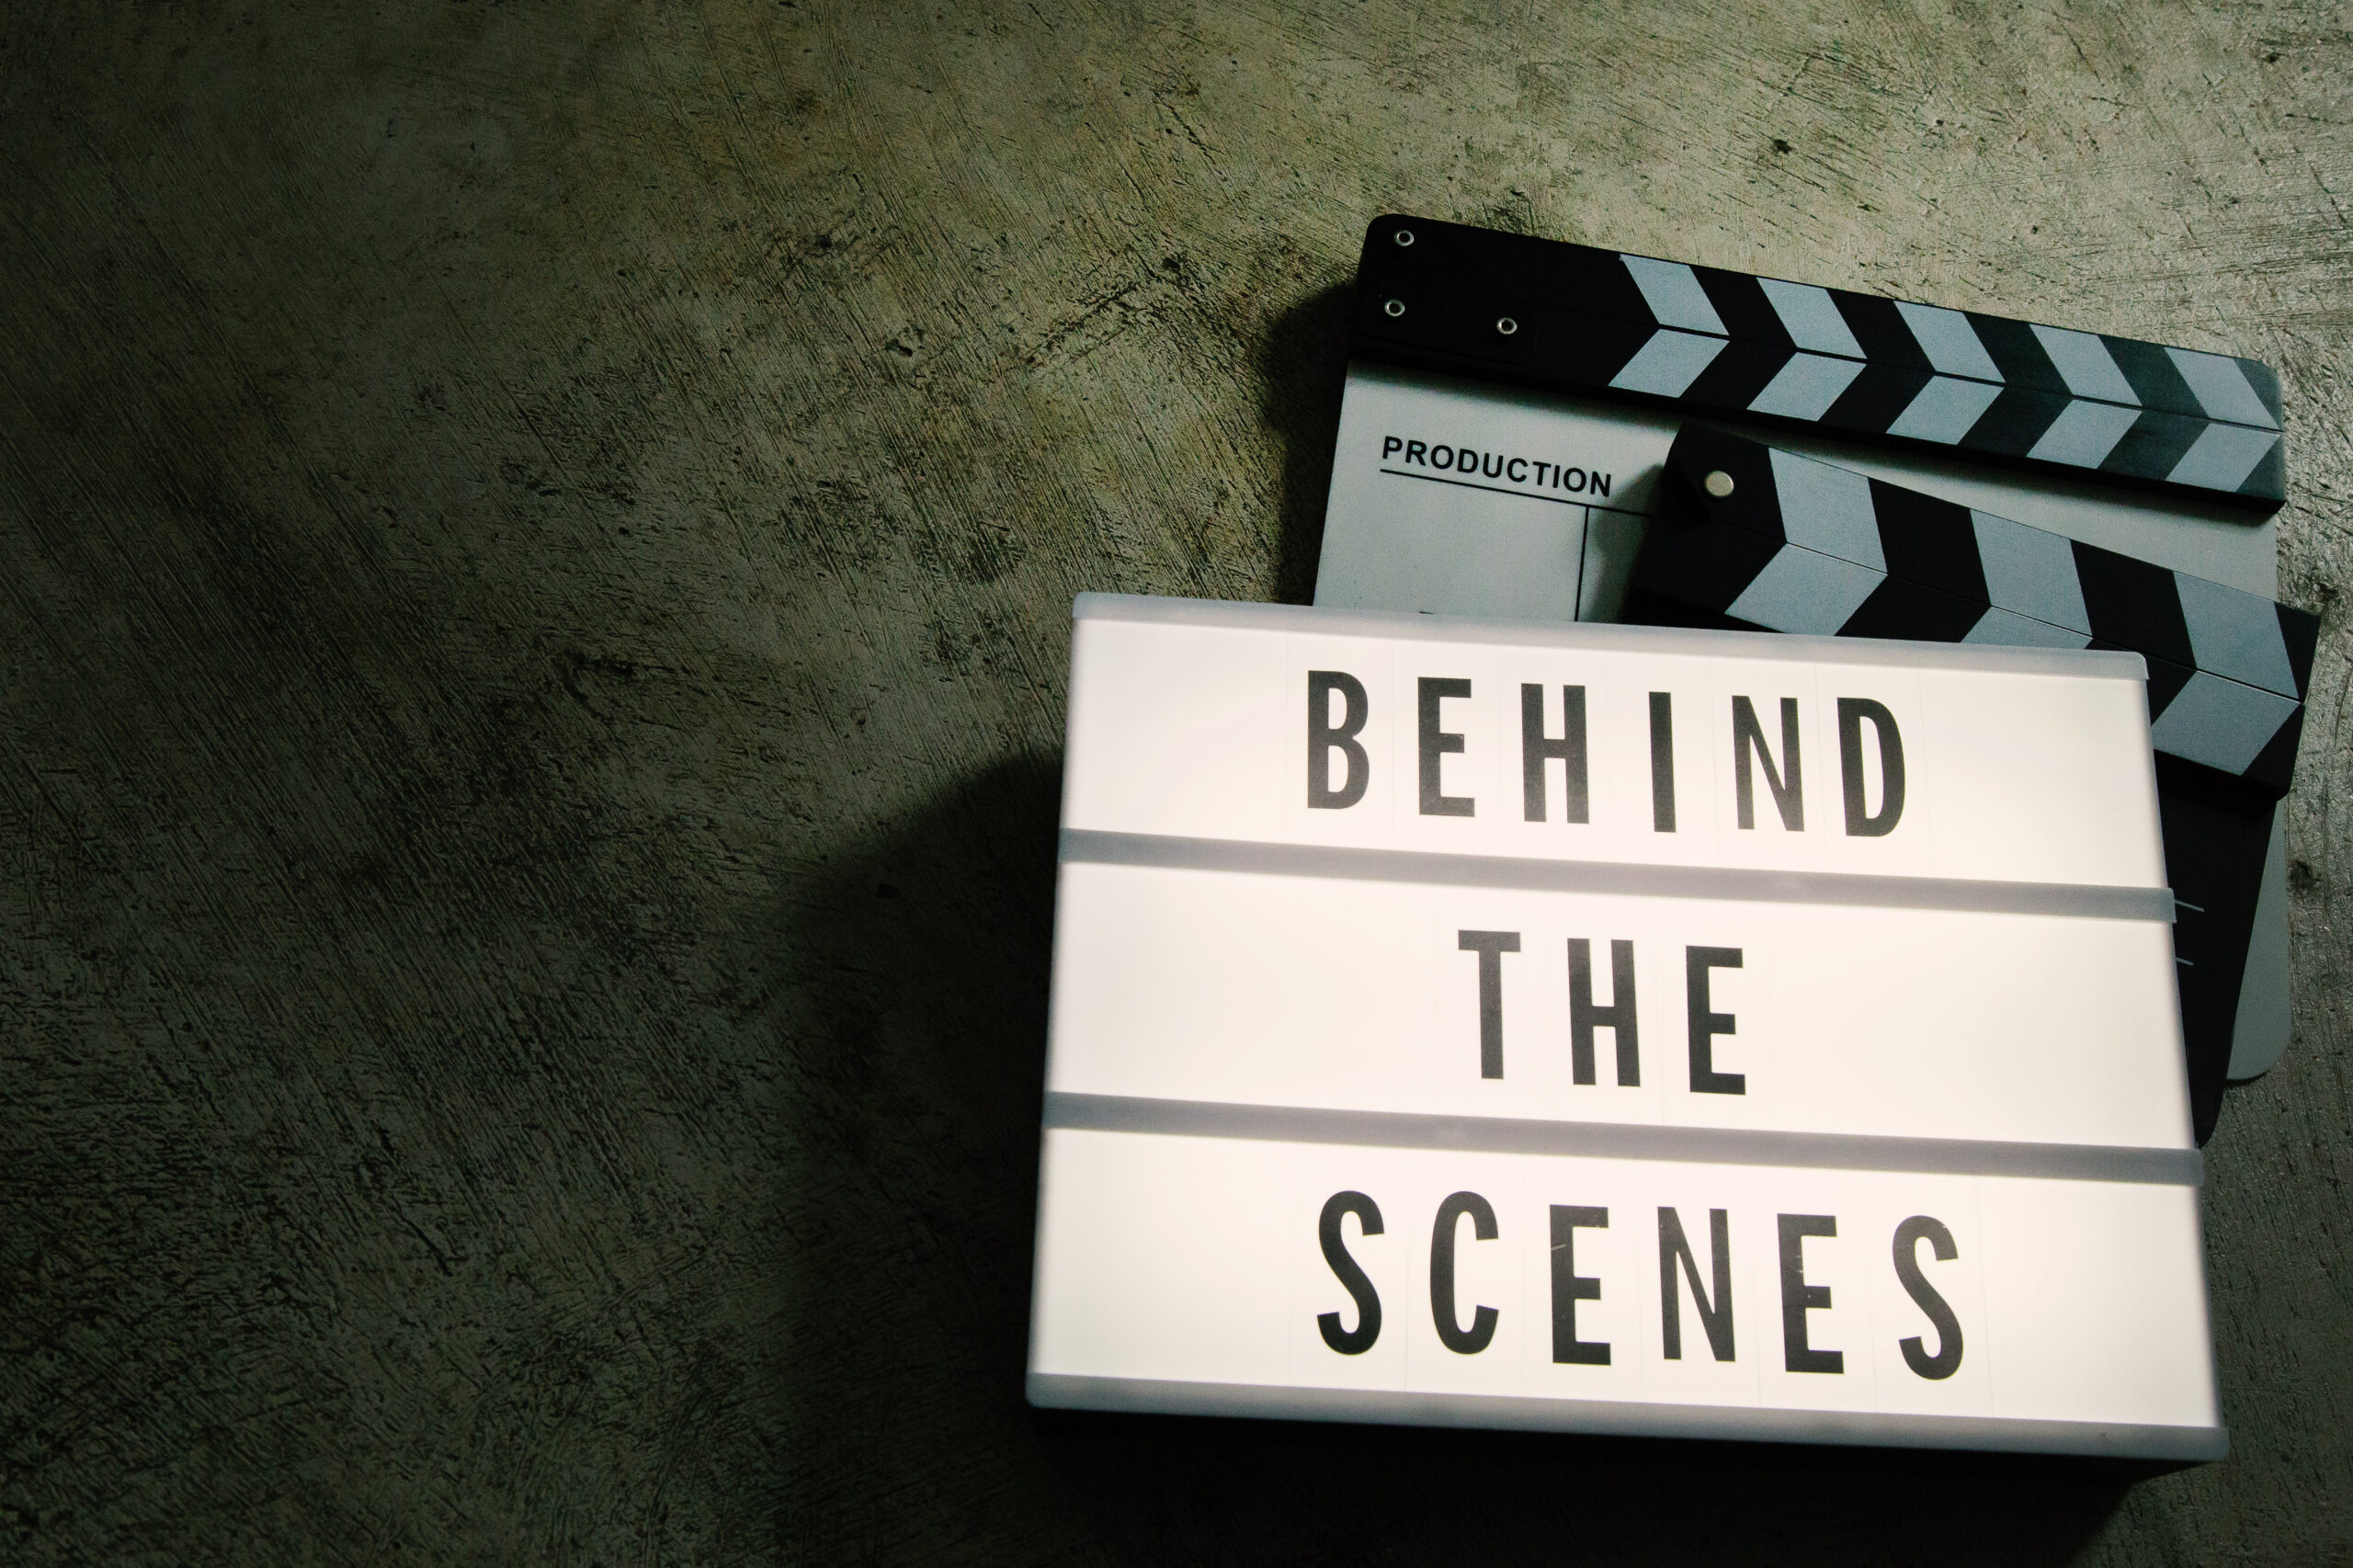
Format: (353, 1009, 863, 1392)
(1315, 1190, 1962, 1381)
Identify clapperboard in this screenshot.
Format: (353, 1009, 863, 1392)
(1027, 593, 2221, 1459)
(1312, 216, 2302, 1140)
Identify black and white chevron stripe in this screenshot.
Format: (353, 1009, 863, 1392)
(1356, 215, 2286, 507)
(1628, 426, 2316, 793)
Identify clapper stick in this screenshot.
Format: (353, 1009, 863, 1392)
(1631, 424, 2315, 790)
(1354, 215, 2286, 507)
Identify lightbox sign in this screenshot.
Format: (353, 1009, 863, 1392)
(1027, 593, 2223, 1461)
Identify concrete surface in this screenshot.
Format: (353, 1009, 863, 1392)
(4, 1, 2351, 1562)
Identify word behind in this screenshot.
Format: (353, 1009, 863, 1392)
(1309, 672, 1905, 837)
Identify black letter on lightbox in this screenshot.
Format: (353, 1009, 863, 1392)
(1778, 1213, 1843, 1374)
(1419, 676, 1474, 816)
(1568, 937, 1640, 1086)
(1459, 930, 1521, 1080)
(1685, 946, 1745, 1096)
(1522, 683, 1589, 823)
(1659, 1207, 1735, 1361)
(1732, 695, 1804, 831)
(1550, 1205, 1610, 1365)
(1317, 1191, 1384, 1355)
(1307, 671, 1370, 809)
(1649, 691, 1677, 833)
(1893, 1215, 1963, 1380)
(1430, 1191, 1500, 1354)
(1837, 697, 1905, 836)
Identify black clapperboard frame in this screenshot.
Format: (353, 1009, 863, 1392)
(1027, 594, 2222, 1459)
(1312, 216, 2302, 1142)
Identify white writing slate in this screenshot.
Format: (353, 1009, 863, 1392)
(1028, 593, 2221, 1460)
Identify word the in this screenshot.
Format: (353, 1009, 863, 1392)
(1459, 933, 1745, 1092)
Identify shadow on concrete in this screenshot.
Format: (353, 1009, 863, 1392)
(768, 752, 1064, 1562)
(771, 751, 2141, 1563)
(1257, 280, 1355, 606)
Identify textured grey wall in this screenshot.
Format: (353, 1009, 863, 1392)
(4, 1, 2349, 1562)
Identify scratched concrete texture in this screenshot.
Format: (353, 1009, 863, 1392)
(4, 0, 2351, 1562)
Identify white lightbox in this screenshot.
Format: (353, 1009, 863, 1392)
(1028, 594, 2222, 1460)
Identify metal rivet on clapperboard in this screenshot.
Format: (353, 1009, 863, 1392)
(1705, 470, 1735, 498)
(1392, 228, 1415, 246)
(1383, 299, 1405, 317)
(1495, 316, 1518, 336)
